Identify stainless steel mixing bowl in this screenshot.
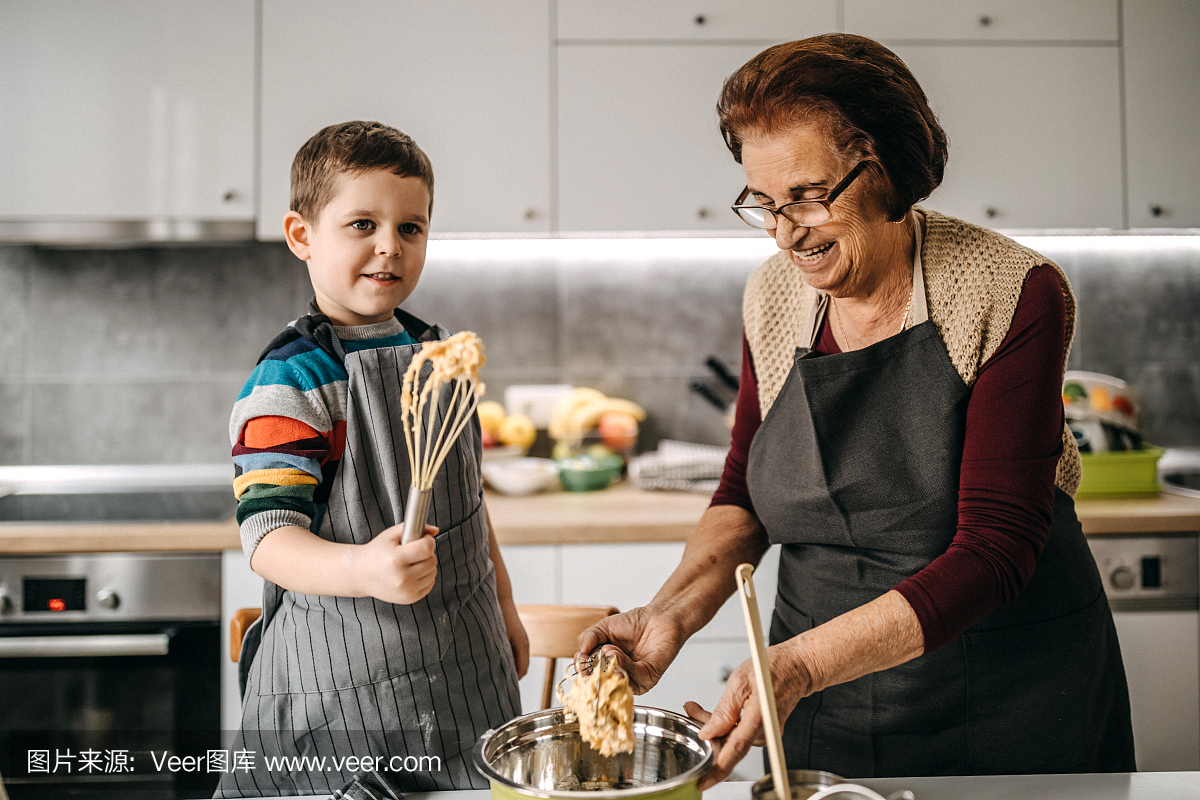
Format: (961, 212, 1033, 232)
(474, 706, 713, 800)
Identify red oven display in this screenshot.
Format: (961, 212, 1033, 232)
(22, 578, 86, 612)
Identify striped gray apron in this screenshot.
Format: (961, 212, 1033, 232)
(218, 328, 520, 797)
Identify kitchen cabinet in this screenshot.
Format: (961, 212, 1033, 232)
(221, 550, 264, 732)
(557, 1, 837, 41)
(258, 0, 552, 239)
(1122, 0, 1200, 228)
(557, 44, 766, 232)
(888, 44, 1124, 229)
(0, 0, 255, 224)
(843, 0, 1119, 42)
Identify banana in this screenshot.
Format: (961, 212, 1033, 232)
(550, 387, 607, 439)
(564, 398, 646, 438)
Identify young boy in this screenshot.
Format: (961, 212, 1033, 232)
(218, 121, 527, 797)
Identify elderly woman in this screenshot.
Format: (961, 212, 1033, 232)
(581, 34, 1135, 781)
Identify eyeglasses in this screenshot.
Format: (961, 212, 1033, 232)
(731, 161, 870, 229)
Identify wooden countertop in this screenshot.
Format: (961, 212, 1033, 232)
(1, 483, 1197, 554)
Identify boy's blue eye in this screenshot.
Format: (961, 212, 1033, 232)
(401, 223, 423, 235)
(351, 220, 374, 231)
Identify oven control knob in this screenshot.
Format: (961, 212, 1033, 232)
(1109, 566, 1136, 591)
(96, 588, 120, 610)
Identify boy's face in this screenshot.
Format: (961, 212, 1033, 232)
(284, 169, 431, 327)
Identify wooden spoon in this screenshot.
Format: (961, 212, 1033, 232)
(735, 563, 790, 800)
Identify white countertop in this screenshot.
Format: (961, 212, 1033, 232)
(271, 773, 1200, 800)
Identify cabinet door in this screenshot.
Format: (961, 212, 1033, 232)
(845, 0, 1118, 42)
(558, 1, 837, 41)
(259, 0, 551, 239)
(892, 45, 1123, 229)
(220, 550, 264, 732)
(1123, 0, 1200, 228)
(0, 0, 255, 220)
(558, 45, 766, 232)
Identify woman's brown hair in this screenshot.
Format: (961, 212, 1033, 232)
(717, 34, 947, 221)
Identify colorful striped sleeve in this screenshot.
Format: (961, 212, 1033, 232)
(230, 337, 349, 560)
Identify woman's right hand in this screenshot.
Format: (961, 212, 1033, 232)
(577, 605, 690, 695)
(353, 523, 439, 605)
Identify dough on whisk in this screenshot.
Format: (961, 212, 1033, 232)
(559, 658, 636, 756)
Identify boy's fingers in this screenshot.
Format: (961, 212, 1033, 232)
(423, 524, 438, 537)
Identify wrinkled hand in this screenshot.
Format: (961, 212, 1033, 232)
(501, 599, 531, 679)
(576, 606, 689, 695)
(685, 644, 813, 790)
(355, 523, 439, 605)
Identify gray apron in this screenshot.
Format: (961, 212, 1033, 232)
(746, 226, 1134, 777)
(218, 315, 520, 797)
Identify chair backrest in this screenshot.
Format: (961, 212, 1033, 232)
(230, 606, 262, 662)
(516, 604, 618, 710)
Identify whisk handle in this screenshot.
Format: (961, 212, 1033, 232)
(401, 485, 433, 544)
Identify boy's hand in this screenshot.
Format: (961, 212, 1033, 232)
(354, 523, 439, 605)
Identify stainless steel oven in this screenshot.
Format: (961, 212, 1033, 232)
(0, 463, 232, 799)
(0, 552, 221, 799)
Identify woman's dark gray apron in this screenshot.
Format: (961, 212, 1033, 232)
(745, 235, 1134, 777)
(218, 311, 520, 797)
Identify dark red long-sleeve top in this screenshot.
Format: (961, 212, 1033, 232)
(711, 264, 1068, 653)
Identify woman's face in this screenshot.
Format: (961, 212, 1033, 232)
(740, 122, 899, 296)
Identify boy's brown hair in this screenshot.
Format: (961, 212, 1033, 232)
(290, 120, 435, 221)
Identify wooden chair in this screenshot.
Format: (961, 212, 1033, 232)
(230, 607, 262, 662)
(517, 604, 619, 710)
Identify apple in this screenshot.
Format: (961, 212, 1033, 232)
(597, 411, 638, 452)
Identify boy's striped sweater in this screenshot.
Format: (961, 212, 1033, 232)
(229, 315, 418, 559)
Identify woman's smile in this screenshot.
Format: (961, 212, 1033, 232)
(792, 240, 835, 264)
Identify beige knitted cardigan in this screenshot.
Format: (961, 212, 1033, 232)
(742, 208, 1081, 496)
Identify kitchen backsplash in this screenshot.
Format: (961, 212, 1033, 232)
(1, 233, 1198, 465)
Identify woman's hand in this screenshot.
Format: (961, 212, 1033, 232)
(685, 642, 814, 790)
(577, 605, 690, 695)
(500, 595, 531, 679)
(351, 523, 440, 605)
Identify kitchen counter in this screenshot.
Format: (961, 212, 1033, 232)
(271, 774, 1200, 800)
(1, 482, 1198, 554)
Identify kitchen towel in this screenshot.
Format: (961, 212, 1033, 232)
(628, 439, 728, 493)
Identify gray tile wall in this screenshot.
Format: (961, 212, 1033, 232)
(1, 236, 1197, 465)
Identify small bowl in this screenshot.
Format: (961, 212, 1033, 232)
(482, 458, 560, 496)
(556, 453, 623, 492)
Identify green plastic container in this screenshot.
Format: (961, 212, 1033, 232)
(556, 453, 624, 492)
(1076, 446, 1164, 498)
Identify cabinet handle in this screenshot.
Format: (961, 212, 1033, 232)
(979, 14, 993, 27)
(984, 206, 998, 219)
(1149, 204, 1164, 218)
(694, 14, 706, 25)
(696, 207, 710, 220)
(523, 208, 538, 221)
(223, 190, 239, 203)
(719, 666, 733, 683)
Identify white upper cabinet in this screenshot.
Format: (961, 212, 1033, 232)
(1123, 0, 1200, 228)
(258, 0, 551, 239)
(557, 45, 765, 232)
(844, 0, 1118, 42)
(557, 1, 838, 41)
(0, 0, 255, 221)
(890, 45, 1124, 229)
